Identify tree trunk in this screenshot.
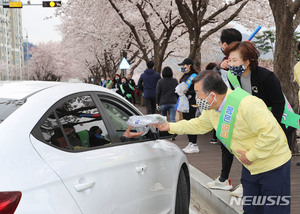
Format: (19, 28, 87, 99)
(189, 30, 201, 62)
(153, 45, 163, 74)
(269, 0, 299, 153)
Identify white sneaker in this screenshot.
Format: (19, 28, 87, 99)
(184, 144, 200, 154)
(207, 176, 233, 190)
(182, 142, 193, 152)
(230, 184, 243, 198)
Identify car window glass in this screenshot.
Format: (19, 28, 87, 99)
(100, 98, 155, 142)
(40, 95, 111, 150)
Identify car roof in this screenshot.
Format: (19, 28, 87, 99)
(0, 81, 109, 99)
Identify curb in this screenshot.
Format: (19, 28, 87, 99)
(189, 164, 243, 214)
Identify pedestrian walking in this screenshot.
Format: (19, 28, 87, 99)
(138, 61, 161, 114)
(156, 66, 178, 123)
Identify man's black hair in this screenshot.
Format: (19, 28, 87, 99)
(220, 28, 242, 45)
(89, 126, 102, 135)
(147, 61, 155, 69)
(192, 70, 227, 95)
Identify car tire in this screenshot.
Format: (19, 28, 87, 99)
(175, 168, 189, 214)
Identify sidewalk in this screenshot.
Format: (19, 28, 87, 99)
(137, 106, 300, 213)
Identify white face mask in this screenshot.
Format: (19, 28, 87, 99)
(195, 92, 215, 110)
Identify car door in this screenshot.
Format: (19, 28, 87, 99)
(30, 93, 139, 214)
(97, 94, 175, 214)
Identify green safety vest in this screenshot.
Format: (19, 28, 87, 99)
(128, 83, 135, 91)
(227, 70, 300, 129)
(216, 88, 249, 152)
(106, 80, 112, 88)
(120, 84, 132, 99)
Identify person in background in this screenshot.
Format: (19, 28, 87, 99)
(154, 70, 291, 214)
(293, 41, 300, 166)
(138, 61, 161, 114)
(105, 76, 113, 89)
(100, 76, 106, 87)
(203, 62, 218, 142)
(111, 74, 122, 95)
(89, 126, 110, 147)
(205, 62, 217, 70)
(126, 74, 136, 105)
(178, 58, 199, 154)
(210, 28, 242, 145)
(52, 124, 82, 149)
(120, 77, 133, 102)
(156, 66, 178, 123)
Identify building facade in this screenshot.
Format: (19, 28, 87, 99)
(0, 0, 24, 80)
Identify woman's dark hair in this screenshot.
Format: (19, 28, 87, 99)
(112, 74, 121, 81)
(205, 62, 217, 70)
(179, 64, 199, 83)
(162, 66, 173, 78)
(224, 41, 260, 71)
(193, 70, 227, 95)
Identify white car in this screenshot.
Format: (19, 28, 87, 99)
(0, 81, 190, 214)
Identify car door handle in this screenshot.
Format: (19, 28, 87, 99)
(74, 181, 95, 192)
(136, 166, 147, 173)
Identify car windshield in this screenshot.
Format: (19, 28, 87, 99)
(0, 98, 26, 124)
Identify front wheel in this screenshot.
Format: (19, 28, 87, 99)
(175, 168, 189, 214)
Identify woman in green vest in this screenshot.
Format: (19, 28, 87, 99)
(120, 77, 133, 102)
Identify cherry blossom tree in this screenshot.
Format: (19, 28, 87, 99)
(57, 0, 141, 83)
(108, 0, 184, 73)
(29, 42, 66, 81)
(174, 0, 274, 67)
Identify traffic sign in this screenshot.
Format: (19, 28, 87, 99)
(119, 58, 130, 69)
(3, 2, 22, 8)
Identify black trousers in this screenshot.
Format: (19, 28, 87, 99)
(220, 142, 234, 180)
(144, 97, 156, 114)
(131, 92, 136, 105)
(182, 106, 197, 144)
